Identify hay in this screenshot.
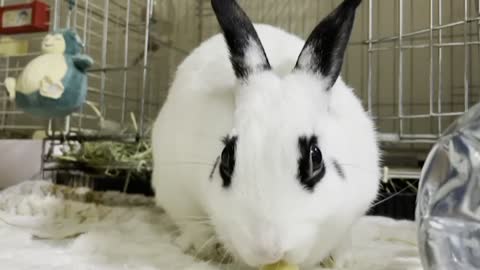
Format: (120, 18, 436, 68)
(55, 140, 152, 172)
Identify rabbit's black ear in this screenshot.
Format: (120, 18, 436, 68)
(294, 0, 362, 89)
(211, 0, 271, 81)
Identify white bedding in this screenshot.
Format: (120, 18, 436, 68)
(0, 180, 423, 270)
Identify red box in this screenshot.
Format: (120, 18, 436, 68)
(0, 0, 50, 34)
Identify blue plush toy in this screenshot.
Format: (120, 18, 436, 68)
(4, 29, 93, 118)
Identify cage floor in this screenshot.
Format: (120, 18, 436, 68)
(0, 180, 422, 270)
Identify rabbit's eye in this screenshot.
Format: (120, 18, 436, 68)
(298, 136, 326, 191)
(219, 136, 237, 188)
(310, 145, 324, 175)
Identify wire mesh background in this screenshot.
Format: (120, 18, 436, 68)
(1, 0, 479, 166)
(0, 0, 182, 138)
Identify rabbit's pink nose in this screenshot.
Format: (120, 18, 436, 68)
(254, 230, 285, 263)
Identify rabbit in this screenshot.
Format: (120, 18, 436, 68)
(151, 0, 380, 268)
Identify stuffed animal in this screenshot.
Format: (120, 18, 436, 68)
(4, 29, 93, 118)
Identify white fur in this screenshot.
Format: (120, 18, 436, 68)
(152, 24, 380, 268)
(244, 37, 270, 76)
(296, 45, 316, 72)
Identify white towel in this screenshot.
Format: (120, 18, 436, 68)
(0, 180, 423, 270)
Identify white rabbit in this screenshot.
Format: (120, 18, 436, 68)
(152, 0, 380, 268)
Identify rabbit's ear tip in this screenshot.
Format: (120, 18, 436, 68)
(211, 0, 235, 11)
(211, 0, 270, 80)
(348, 0, 362, 6)
(294, 0, 361, 90)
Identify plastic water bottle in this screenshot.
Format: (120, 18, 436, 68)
(416, 103, 480, 270)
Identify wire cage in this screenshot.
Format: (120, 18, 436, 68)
(1, 1, 479, 203)
(0, 0, 186, 192)
(363, 0, 480, 219)
(0, 0, 179, 136)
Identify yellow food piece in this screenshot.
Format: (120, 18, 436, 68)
(260, 261, 299, 270)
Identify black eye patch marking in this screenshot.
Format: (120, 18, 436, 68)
(332, 159, 346, 179)
(218, 135, 237, 188)
(297, 135, 326, 191)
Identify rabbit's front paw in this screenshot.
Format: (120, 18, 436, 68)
(174, 226, 216, 258)
(330, 234, 354, 269)
(174, 226, 232, 263)
(174, 231, 196, 252)
(331, 249, 353, 269)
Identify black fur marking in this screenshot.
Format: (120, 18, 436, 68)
(294, 0, 362, 89)
(219, 135, 237, 188)
(332, 159, 346, 179)
(297, 136, 326, 191)
(211, 0, 271, 80)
